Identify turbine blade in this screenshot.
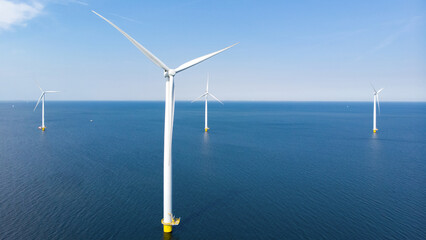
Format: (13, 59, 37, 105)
(370, 82, 377, 94)
(377, 88, 384, 94)
(174, 43, 239, 73)
(191, 93, 207, 103)
(206, 73, 209, 92)
(169, 83, 175, 166)
(35, 80, 43, 92)
(33, 93, 44, 111)
(92, 10, 170, 71)
(171, 85, 175, 132)
(208, 93, 223, 105)
(377, 94, 381, 115)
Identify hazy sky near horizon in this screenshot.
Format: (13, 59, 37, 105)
(0, 0, 424, 101)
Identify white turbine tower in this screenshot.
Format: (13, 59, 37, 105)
(92, 10, 238, 233)
(192, 74, 223, 132)
(371, 83, 384, 133)
(33, 83, 60, 131)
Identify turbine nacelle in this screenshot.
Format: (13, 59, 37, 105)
(165, 69, 176, 77)
(370, 84, 384, 115)
(192, 75, 223, 105)
(33, 81, 60, 112)
(370, 82, 384, 95)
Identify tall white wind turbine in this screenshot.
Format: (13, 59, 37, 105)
(92, 10, 238, 233)
(33, 83, 60, 131)
(192, 73, 223, 132)
(371, 83, 384, 133)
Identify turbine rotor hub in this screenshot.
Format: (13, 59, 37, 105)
(165, 69, 176, 77)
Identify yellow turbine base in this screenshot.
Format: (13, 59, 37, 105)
(162, 217, 180, 233)
(42, 127, 46, 131)
(205, 128, 209, 132)
(373, 129, 378, 133)
(163, 225, 172, 233)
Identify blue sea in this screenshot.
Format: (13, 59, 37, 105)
(0, 101, 425, 239)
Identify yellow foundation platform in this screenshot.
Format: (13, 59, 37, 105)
(162, 216, 180, 233)
(205, 128, 209, 132)
(42, 127, 46, 131)
(163, 225, 172, 233)
(373, 129, 378, 133)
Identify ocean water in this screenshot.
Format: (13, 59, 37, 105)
(0, 101, 425, 240)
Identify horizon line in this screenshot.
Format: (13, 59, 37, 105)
(1, 100, 425, 103)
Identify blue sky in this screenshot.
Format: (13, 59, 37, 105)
(0, 0, 424, 101)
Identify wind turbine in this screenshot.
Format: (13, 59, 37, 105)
(192, 73, 223, 132)
(92, 10, 238, 233)
(33, 83, 60, 131)
(371, 83, 384, 133)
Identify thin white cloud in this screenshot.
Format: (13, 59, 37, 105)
(0, 0, 43, 31)
(355, 16, 423, 61)
(47, 0, 87, 6)
(373, 16, 422, 51)
(67, 0, 88, 6)
(110, 13, 144, 25)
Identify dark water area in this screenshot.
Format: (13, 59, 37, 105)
(0, 101, 425, 239)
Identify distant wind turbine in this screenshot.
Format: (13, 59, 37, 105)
(33, 82, 60, 131)
(370, 83, 384, 133)
(92, 10, 238, 233)
(192, 74, 223, 132)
